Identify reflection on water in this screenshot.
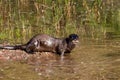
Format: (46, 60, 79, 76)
(0, 39, 120, 80)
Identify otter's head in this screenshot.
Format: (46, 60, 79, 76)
(69, 34, 79, 44)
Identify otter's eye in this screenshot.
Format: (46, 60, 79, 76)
(72, 35, 78, 40)
(69, 34, 79, 40)
(72, 36, 75, 39)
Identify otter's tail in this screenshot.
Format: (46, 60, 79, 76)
(0, 45, 26, 50)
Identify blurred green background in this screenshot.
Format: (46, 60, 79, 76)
(0, 0, 120, 44)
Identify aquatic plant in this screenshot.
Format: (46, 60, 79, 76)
(0, 0, 119, 43)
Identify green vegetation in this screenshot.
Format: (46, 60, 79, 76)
(0, 0, 120, 43)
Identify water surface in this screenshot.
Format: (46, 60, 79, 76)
(0, 39, 120, 80)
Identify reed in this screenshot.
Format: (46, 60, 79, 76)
(0, 0, 119, 43)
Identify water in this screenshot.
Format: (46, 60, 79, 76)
(0, 38, 120, 80)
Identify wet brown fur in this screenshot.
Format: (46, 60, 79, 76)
(0, 34, 79, 55)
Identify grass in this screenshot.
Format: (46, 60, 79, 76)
(0, 0, 120, 43)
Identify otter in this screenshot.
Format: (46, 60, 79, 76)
(0, 34, 79, 55)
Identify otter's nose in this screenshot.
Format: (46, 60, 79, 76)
(72, 39, 79, 44)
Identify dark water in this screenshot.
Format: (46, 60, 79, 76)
(0, 39, 120, 80)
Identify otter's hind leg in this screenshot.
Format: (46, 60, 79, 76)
(25, 44, 35, 53)
(25, 40, 41, 53)
(25, 42, 36, 53)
